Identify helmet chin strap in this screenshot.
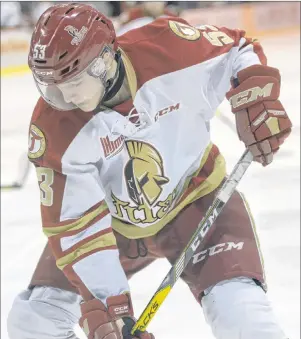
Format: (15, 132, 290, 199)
(101, 50, 126, 104)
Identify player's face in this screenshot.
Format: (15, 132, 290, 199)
(33, 47, 115, 111)
(57, 72, 105, 112)
(58, 50, 115, 112)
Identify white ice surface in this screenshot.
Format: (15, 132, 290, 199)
(1, 35, 300, 339)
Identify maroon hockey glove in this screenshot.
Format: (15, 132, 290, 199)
(226, 64, 292, 166)
(79, 294, 155, 339)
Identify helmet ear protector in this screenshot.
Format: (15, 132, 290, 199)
(102, 49, 126, 103)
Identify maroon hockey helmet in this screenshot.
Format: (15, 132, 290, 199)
(28, 3, 118, 110)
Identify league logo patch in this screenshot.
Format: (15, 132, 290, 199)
(100, 135, 125, 159)
(168, 20, 200, 41)
(64, 25, 88, 46)
(28, 124, 46, 159)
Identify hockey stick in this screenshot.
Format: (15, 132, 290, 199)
(132, 149, 253, 335)
(1, 153, 31, 190)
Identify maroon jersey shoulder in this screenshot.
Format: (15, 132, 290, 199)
(28, 98, 94, 170)
(117, 17, 242, 87)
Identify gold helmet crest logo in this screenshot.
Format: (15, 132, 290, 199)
(125, 141, 169, 206)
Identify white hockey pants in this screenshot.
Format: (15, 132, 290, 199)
(7, 277, 287, 339)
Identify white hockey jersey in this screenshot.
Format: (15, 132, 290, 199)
(28, 17, 266, 303)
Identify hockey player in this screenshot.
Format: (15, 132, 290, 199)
(7, 3, 292, 339)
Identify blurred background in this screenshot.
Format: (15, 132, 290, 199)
(1, 1, 300, 73)
(1, 1, 249, 29)
(1, 2, 300, 339)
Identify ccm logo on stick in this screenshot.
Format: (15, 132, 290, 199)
(190, 207, 219, 252)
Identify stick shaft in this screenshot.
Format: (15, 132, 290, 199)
(132, 149, 253, 334)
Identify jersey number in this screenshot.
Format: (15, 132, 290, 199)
(36, 167, 54, 207)
(198, 25, 234, 46)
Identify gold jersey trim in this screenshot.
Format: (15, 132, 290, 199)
(56, 232, 116, 270)
(119, 47, 137, 100)
(43, 202, 109, 237)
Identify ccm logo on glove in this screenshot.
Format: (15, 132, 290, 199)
(229, 82, 274, 109)
(114, 305, 129, 315)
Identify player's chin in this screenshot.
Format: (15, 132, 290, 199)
(77, 97, 100, 112)
(77, 102, 96, 112)
(78, 90, 104, 112)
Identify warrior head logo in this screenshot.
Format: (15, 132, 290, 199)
(124, 141, 169, 206)
(64, 25, 88, 46)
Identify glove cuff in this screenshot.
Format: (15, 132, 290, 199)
(79, 294, 134, 338)
(235, 64, 281, 84)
